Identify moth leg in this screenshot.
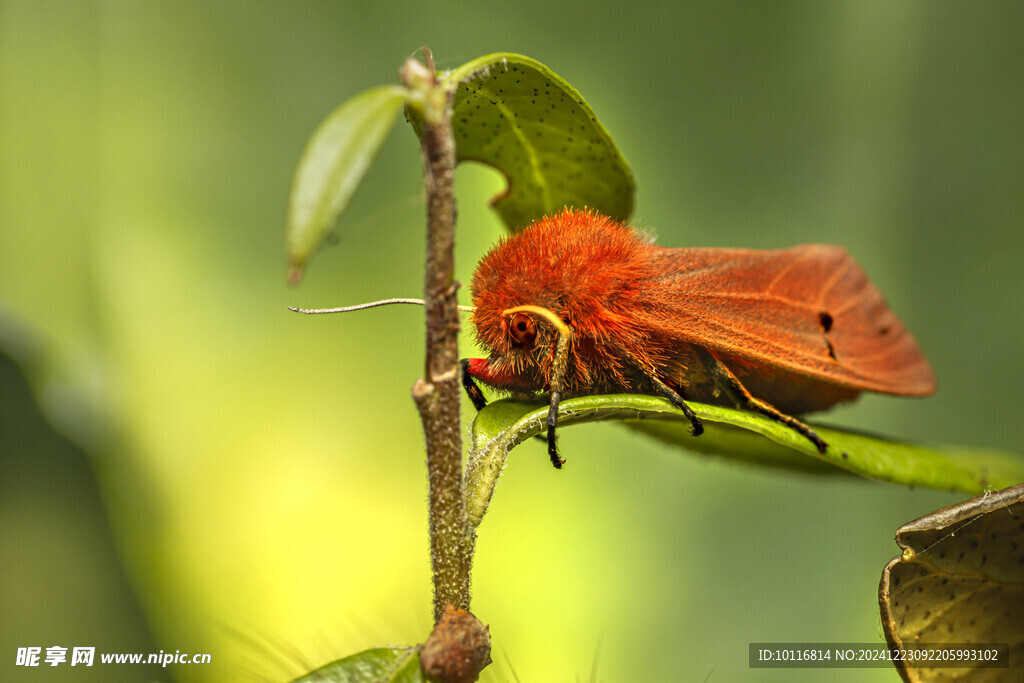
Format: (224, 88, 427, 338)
(546, 389, 564, 468)
(545, 325, 574, 469)
(620, 350, 704, 436)
(461, 358, 553, 450)
(459, 358, 488, 411)
(646, 371, 705, 437)
(462, 358, 555, 453)
(693, 347, 827, 453)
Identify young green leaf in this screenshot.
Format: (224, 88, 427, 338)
(291, 646, 424, 682)
(465, 395, 1024, 529)
(440, 53, 635, 231)
(879, 483, 1024, 683)
(286, 85, 407, 282)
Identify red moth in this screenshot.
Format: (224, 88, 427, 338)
(460, 208, 936, 468)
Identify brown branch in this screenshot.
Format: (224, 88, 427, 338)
(401, 52, 471, 625)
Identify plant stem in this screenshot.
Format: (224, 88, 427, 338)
(403, 53, 471, 623)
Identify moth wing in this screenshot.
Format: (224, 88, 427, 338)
(647, 244, 936, 396)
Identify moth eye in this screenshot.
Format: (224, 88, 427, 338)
(508, 312, 537, 347)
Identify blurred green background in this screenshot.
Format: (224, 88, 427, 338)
(2, 2, 1022, 682)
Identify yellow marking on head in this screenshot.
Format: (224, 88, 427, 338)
(501, 305, 572, 339)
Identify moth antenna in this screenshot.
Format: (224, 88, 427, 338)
(289, 298, 475, 314)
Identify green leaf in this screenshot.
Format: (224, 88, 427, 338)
(879, 484, 1024, 683)
(441, 53, 635, 230)
(465, 395, 1024, 529)
(285, 85, 407, 282)
(292, 646, 424, 683)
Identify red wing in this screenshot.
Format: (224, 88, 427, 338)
(643, 244, 936, 396)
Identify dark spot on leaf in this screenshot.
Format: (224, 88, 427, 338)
(819, 311, 833, 332)
(825, 339, 837, 361)
(841, 452, 849, 459)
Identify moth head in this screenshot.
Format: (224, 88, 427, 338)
(476, 305, 572, 394)
(467, 299, 569, 374)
